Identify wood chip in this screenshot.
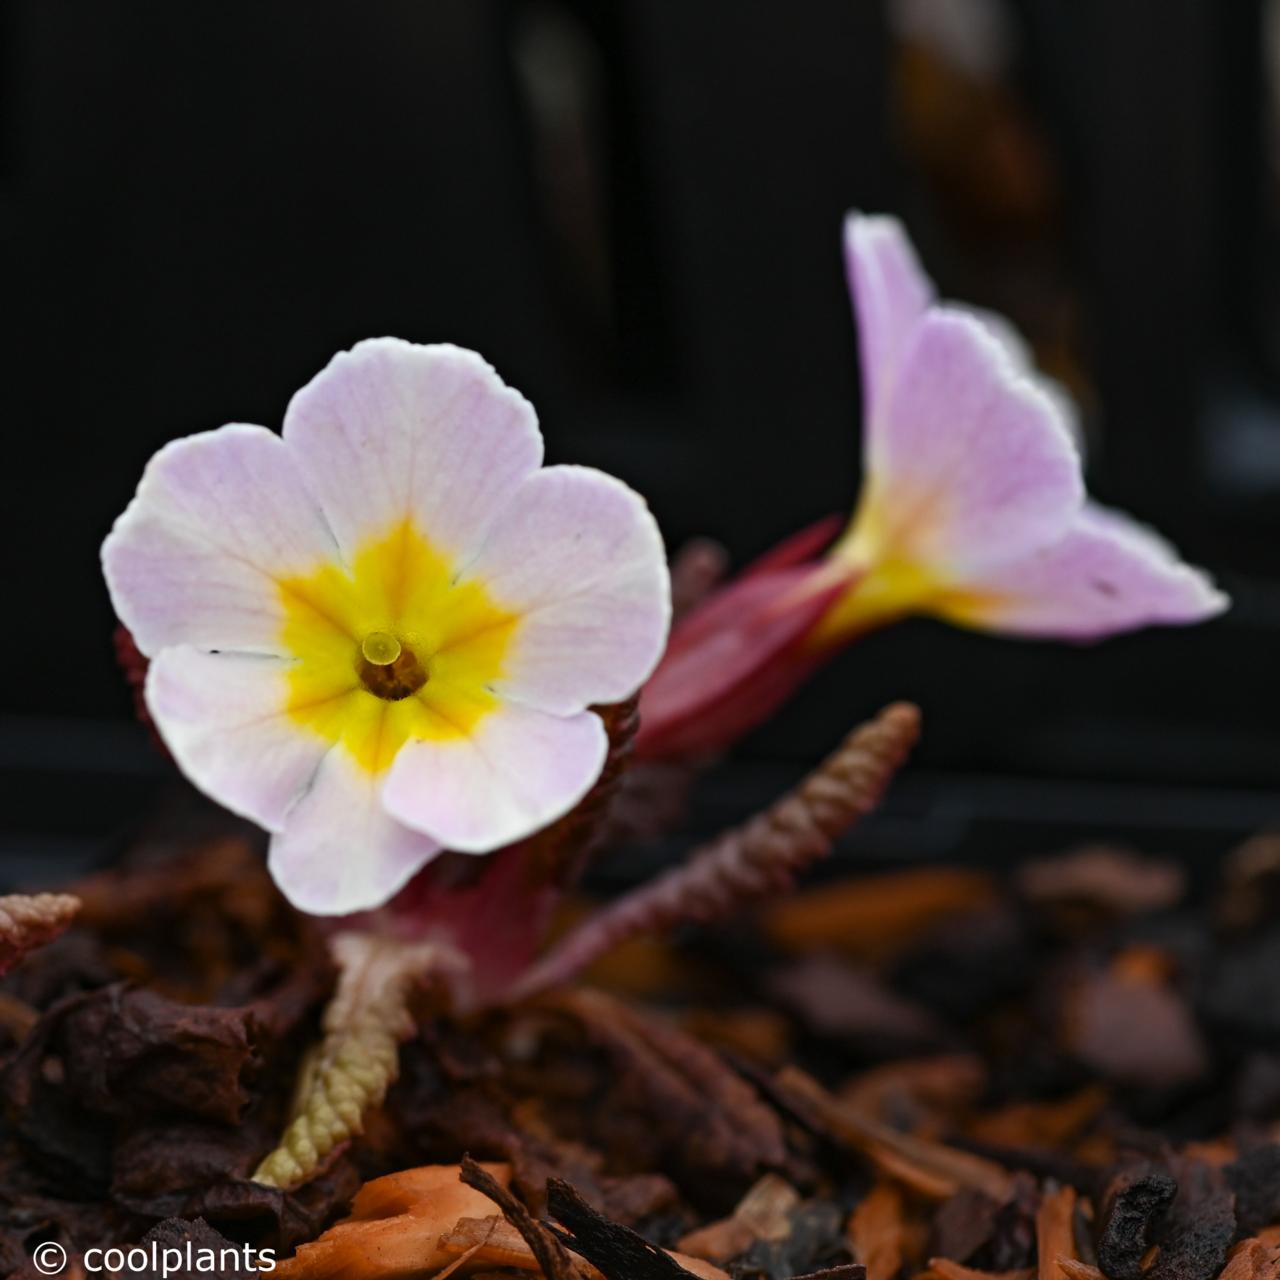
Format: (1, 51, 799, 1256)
(848, 1182, 906, 1280)
(967, 1088, 1107, 1150)
(1036, 1185, 1078, 1280)
(766, 868, 998, 962)
(776, 1066, 1015, 1202)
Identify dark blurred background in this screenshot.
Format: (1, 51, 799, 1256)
(4, 0, 1280, 887)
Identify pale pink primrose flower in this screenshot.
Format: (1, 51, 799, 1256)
(637, 212, 1227, 760)
(103, 339, 671, 916)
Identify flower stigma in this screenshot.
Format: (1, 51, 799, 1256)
(361, 631, 402, 667)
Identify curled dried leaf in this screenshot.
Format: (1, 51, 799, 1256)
(517, 703, 921, 996)
(0, 893, 79, 977)
(254, 933, 461, 1189)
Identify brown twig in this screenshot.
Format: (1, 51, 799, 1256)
(548, 1177, 704, 1279)
(460, 1156, 578, 1280)
(514, 703, 921, 997)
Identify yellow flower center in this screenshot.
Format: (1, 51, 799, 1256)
(812, 487, 998, 645)
(277, 519, 518, 775)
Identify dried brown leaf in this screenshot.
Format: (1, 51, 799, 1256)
(539, 987, 787, 1179)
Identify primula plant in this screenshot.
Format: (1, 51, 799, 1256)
(94, 212, 1225, 1193)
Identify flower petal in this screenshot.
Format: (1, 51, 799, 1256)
(269, 751, 444, 915)
(460, 465, 670, 716)
(383, 703, 607, 853)
(844, 212, 935, 436)
(955, 304, 1085, 452)
(282, 338, 543, 562)
(145, 647, 330, 831)
(102, 425, 340, 656)
(942, 504, 1228, 638)
(847, 309, 1084, 574)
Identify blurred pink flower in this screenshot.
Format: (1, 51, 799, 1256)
(637, 213, 1226, 760)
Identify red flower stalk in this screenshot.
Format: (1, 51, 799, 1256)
(635, 517, 852, 761)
